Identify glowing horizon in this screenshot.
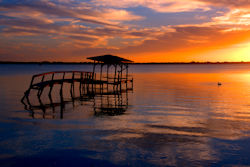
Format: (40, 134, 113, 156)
(1, 0, 250, 63)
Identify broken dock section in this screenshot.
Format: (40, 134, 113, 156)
(21, 55, 134, 118)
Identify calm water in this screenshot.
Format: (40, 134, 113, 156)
(1, 64, 250, 166)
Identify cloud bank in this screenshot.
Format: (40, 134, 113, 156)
(0, 0, 250, 62)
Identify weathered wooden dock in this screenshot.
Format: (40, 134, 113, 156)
(24, 71, 93, 97)
(21, 55, 134, 119)
(22, 70, 133, 97)
(21, 71, 132, 119)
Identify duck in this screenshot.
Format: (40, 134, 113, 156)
(217, 82, 222, 86)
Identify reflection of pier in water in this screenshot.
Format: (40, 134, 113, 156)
(21, 55, 133, 119)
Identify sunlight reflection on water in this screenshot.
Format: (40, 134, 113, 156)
(1, 64, 250, 166)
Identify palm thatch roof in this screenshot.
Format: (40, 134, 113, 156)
(87, 54, 133, 64)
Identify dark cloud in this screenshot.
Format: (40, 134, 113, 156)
(67, 35, 97, 41)
(0, 17, 61, 31)
(0, 0, 118, 26)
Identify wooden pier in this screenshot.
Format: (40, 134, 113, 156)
(21, 55, 134, 119)
(21, 71, 132, 119)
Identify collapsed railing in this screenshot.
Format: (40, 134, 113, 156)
(22, 71, 94, 99)
(21, 70, 133, 119)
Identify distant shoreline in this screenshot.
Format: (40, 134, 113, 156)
(1, 61, 250, 65)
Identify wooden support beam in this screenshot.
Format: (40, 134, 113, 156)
(60, 89, 64, 119)
(60, 72, 65, 96)
(100, 64, 103, 81)
(80, 72, 83, 95)
(114, 64, 117, 83)
(70, 72, 75, 98)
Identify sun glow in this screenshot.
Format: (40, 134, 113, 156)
(194, 41, 250, 62)
(1, 0, 250, 62)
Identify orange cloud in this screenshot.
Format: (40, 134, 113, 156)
(117, 26, 250, 62)
(212, 9, 250, 28)
(1, 0, 250, 62)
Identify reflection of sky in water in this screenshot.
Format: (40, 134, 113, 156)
(1, 64, 250, 166)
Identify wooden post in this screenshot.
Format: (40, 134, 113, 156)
(82, 73, 86, 95)
(100, 64, 103, 94)
(48, 91, 55, 114)
(107, 64, 109, 82)
(60, 92, 64, 119)
(126, 64, 128, 89)
(94, 73, 97, 93)
(93, 61, 96, 80)
(126, 64, 128, 79)
(86, 73, 90, 94)
(49, 73, 54, 97)
(120, 64, 123, 91)
(70, 72, 75, 98)
(107, 64, 109, 93)
(60, 72, 65, 96)
(114, 64, 117, 84)
(41, 75, 45, 82)
(80, 72, 83, 95)
(91, 62, 96, 94)
(100, 64, 103, 81)
(26, 95, 31, 106)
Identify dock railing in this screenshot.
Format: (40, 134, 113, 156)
(29, 71, 93, 89)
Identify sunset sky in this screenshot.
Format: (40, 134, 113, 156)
(1, 0, 250, 62)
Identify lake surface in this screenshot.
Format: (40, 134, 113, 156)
(1, 64, 250, 166)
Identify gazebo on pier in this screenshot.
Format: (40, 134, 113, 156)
(87, 54, 133, 87)
(21, 54, 134, 118)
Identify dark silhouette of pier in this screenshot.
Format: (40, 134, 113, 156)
(21, 55, 134, 119)
(21, 77, 131, 119)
